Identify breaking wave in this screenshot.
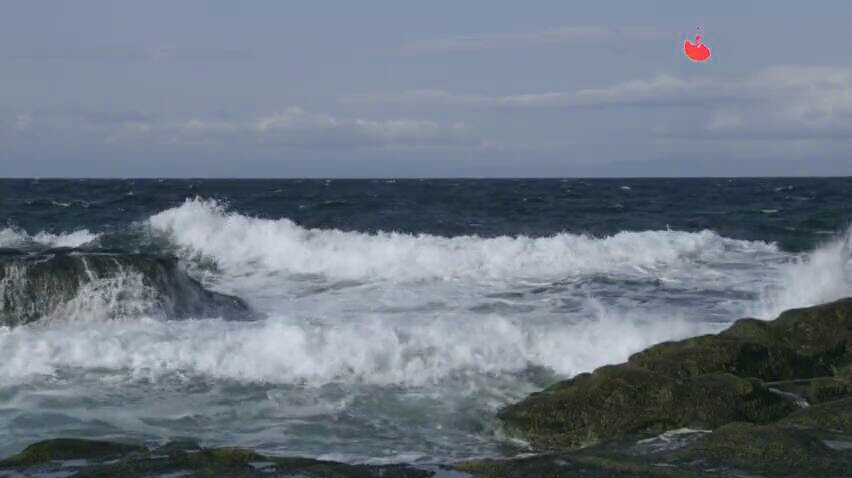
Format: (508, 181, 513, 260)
(0, 297, 704, 386)
(0, 198, 846, 389)
(148, 198, 782, 283)
(0, 227, 100, 249)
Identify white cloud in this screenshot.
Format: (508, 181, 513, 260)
(706, 110, 743, 131)
(498, 74, 717, 107)
(123, 122, 151, 133)
(253, 109, 479, 148)
(692, 65, 850, 138)
(15, 114, 33, 129)
(181, 118, 243, 133)
(745, 66, 850, 128)
(256, 107, 340, 131)
(353, 64, 848, 109)
(8, 106, 481, 151)
(350, 65, 850, 141)
(354, 118, 437, 137)
(347, 74, 722, 108)
(5, 47, 251, 63)
(392, 26, 661, 53)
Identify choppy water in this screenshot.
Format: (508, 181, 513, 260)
(0, 178, 849, 464)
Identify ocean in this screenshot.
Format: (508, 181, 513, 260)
(0, 177, 849, 465)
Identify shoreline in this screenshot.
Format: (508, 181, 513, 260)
(1, 297, 849, 477)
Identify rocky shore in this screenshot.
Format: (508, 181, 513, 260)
(0, 248, 257, 325)
(1, 298, 848, 477)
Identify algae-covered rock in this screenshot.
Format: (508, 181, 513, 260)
(629, 298, 851, 382)
(769, 298, 852, 357)
(0, 250, 257, 325)
(779, 397, 852, 432)
(627, 334, 824, 381)
(0, 438, 147, 467)
(497, 364, 797, 449)
(0, 439, 435, 478)
(833, 356, 851, 382)
(807, 376, 850, 403)
(671, 422, 848, 477)
(452, 453, 715, 478)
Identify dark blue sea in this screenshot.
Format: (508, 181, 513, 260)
(0, 178, 849, 464)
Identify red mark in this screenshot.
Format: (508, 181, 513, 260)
(684, 34, 711, 62)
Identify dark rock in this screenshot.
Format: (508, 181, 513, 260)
(0, 252, 258, 326)
(768, 298, 851, 358)
(629, 298, 851, 381)
(807, 376, 850, 403)
(497, 299, 850, 450)
(0, 438, 146, 467)
(0, 439, 435, 478)
(452, 453, 715, 478)
(779, 397, 852, 432)
(670, 422, 849, 477)
(42, 246, 80, 255)
(628, 334, 823, 381)
(497, 364, 797, 449)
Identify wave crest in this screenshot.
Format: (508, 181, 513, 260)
(0, 227, 99, 249)
(148, 198, 780, 283)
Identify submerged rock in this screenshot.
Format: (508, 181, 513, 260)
(0, 250, 257, 326)
(0, 438, 147, 467)
(0, 438, 435, 478)
(670, 421, 849, 477)
(452, 453, 715, 478)
(497, 364, 796, 449)
(629, 298, 851, 382)
(456, 412, 852, 478)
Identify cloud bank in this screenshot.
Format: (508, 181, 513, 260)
(4, 106, 481, 151)
(391, 26, 661, 53)
(349, 65, 850, 139)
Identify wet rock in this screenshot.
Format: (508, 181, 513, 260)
(779, 397, 852, 432)
(0, 438, 146, 467)
(670, 421, 849, 477)
(807, 376, 850, 403)
(497, 364, 796, 449)
(0, 439, 435, 478)
(0, 251, 257, 326)
(629, 298, 851, 382)
(452, 453, 715, 478)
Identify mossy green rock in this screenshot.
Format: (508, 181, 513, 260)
(0, 438, 146, 467)
(497, 364, 797, 449)
(452, 453, 715, 478)
(807, 376, 850, 403)
(0, 439, 434, 478)
(779, 397, 852, 432)
(767, 298, 852, 356)
(629, 298, 851, 381)
(627, 334, 817, 380)
(671, 421, 849, 477)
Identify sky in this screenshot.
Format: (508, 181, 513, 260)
(0, 0, 848, 177)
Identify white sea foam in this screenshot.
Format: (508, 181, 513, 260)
(44, 272, 160, 322)
(1, 199, 845, 388)
(0, 298, 706, 386)
(147, 198, 781, 284)
(0, 236, 845, 388)
(0, 226, 100, 248)
(146, 199, 850, 318)
(749, 232, 851, 319)
(1, 199, 849, 463)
